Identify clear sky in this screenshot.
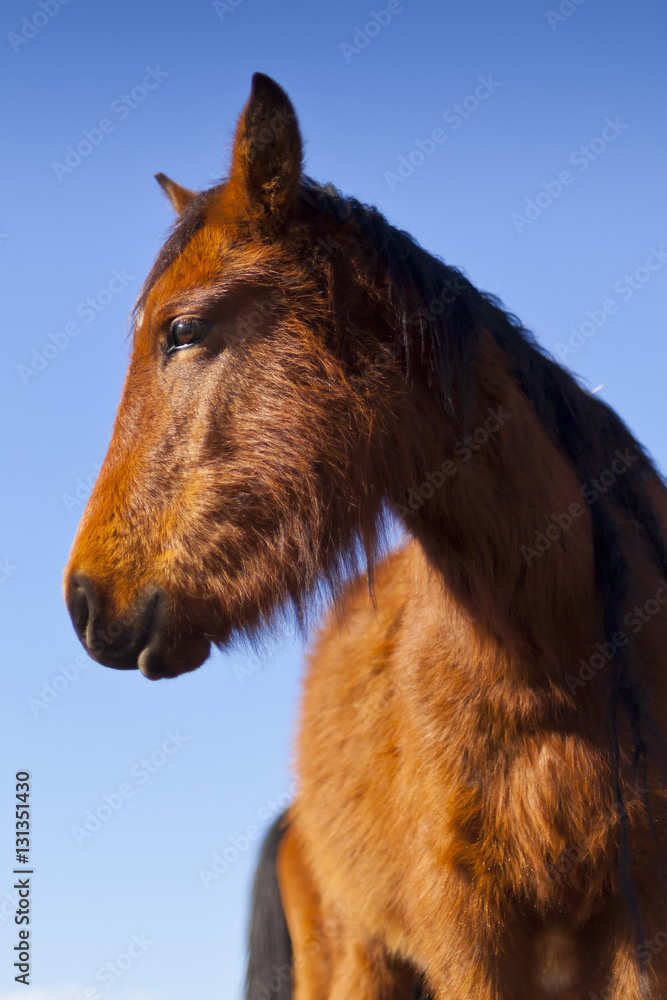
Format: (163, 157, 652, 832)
(1, 1, 666, 998)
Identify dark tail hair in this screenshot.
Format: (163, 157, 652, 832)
(245, 811, 293, 1000)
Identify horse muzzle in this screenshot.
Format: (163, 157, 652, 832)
(65, 574, 211, 679)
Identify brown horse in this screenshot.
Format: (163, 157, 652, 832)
(65, 74, 667, 999)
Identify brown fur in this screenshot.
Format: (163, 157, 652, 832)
(65, 74, 667, 998)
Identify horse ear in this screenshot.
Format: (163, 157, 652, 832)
(155, 173, 195, 213)
(227, 73, 303, 223)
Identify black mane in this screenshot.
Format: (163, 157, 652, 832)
(301, 176, 667, 950)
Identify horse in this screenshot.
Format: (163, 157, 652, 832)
(64, 72, 667, 999)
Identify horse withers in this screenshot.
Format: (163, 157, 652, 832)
(65, 74, 667, 999)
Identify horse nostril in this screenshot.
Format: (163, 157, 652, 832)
(65, 576, 164, 670)
(66, 574, 96, 642)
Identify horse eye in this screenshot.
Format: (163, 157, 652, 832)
(167, 317, 210, 354)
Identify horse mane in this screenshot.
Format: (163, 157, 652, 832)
(299, 178, 667, 941)
(137, 175, 667, 937)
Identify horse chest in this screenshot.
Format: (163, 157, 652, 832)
(445, 732, 614, 901)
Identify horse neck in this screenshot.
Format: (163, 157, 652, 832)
(387, 331, 599, 693)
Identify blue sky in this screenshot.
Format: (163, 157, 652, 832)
(1, 0, 665, 998)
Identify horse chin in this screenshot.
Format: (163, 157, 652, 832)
(137, 632, 212, 681)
